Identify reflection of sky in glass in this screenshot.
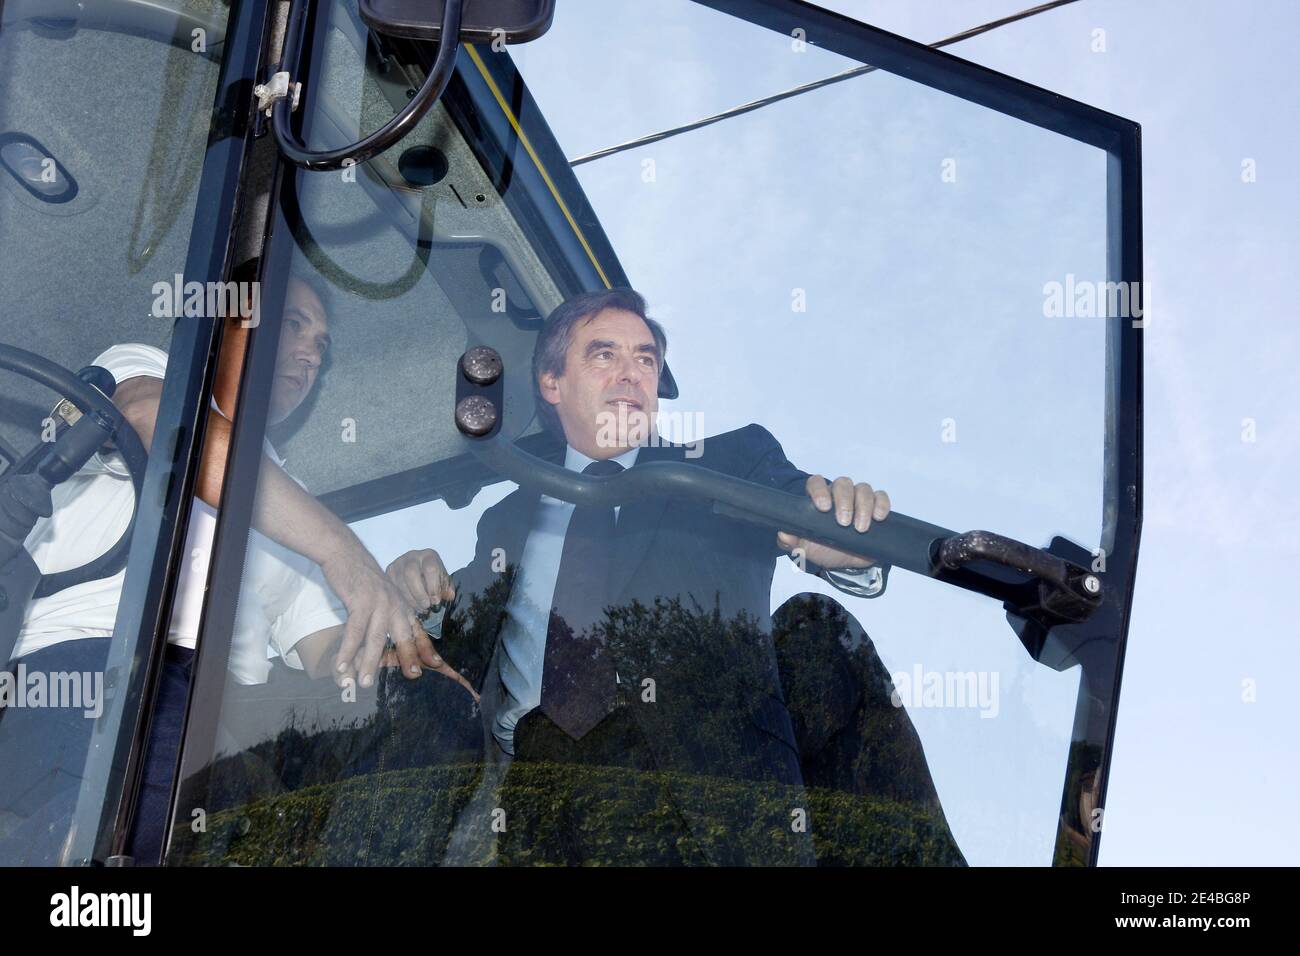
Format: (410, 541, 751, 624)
(514, 0, 1108, 551)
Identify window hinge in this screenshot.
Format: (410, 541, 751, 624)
(253, 71, 301, 117)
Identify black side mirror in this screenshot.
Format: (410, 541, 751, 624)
(359, 0, 556, 43)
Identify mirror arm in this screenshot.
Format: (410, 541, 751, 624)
(268, 0, 464, 171)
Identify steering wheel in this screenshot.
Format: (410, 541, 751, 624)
(0, 344, 148, 597)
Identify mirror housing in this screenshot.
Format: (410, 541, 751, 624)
(359, 0, 556, 43)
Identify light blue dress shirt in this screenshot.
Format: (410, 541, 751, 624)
(492, 444, 642, 754)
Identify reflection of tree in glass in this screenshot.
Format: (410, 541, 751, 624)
(597, 595, 778, 780)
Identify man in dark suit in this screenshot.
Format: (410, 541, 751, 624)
(380, 289, 957, 865)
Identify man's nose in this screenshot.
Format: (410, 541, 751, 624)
(616, 355, 642, 384)
(293, 339, 323, 368)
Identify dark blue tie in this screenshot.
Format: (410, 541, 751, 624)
(540, 459, 624, 739)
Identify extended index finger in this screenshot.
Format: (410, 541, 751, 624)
(389, 606, 424, 678)
(355, 608, 391, 688)
(411, 618, 443, 670)
(334, 605, 369, 676)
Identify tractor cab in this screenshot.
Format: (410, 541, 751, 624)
(0, 0, 1141, 866)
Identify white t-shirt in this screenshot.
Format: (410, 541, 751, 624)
(11, 343, 345, 684)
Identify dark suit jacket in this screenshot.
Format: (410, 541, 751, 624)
(437, 424, 854, 864)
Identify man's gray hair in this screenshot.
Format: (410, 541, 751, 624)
(532, 288, 667, 439)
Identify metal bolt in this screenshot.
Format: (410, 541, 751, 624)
(461, 346, 503, 386)
(1082, 575, 1101, 595)
(455, 396, 498, 436)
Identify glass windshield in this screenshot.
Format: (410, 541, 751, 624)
(0, 0, 233, 864)
(512, 0, 1108, 866)
(171, 0, 1122, 866)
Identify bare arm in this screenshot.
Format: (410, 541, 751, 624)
(113, 375, 435, 686)
(115, 376, 355, 562)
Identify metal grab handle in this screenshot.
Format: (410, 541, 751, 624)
(467, 435, 1104, 622)
(270, 0, 465, 171)
(467, 435, 951, 576)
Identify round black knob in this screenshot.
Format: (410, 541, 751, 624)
(460, 346, 503, 386)
(455, 395, 498, 436)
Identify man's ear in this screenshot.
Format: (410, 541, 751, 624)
(538, 371, 561, 406)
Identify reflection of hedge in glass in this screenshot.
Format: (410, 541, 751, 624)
(176, 764, 965, 867)
(176, 585, 963, 865)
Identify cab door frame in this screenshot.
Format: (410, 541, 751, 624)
(65, 0, 277, 866)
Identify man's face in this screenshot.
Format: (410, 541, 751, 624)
(268, 278, 331, 425)
(540, 307, 660, 458)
